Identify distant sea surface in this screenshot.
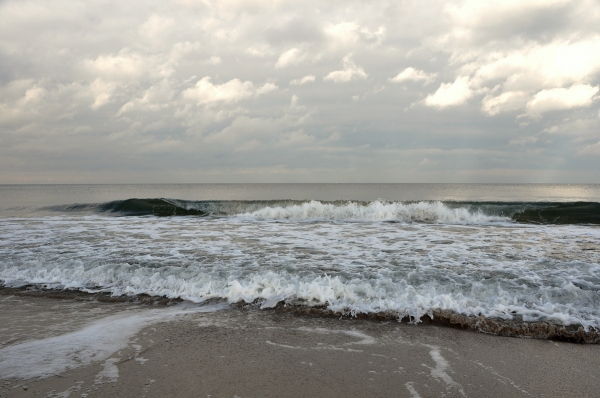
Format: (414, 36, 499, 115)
(1, 184, 599, 340)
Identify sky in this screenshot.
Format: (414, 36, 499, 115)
(1, 0, 599, 183)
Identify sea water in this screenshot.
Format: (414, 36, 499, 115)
(1, 184, 599, 337)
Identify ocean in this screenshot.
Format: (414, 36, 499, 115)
(1, 184, 600, 342)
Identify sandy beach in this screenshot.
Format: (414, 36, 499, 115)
(1, 294, 600, 398)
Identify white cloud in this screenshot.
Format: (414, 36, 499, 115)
(481, 91, 528, 116)
(324, 55, 367, 83)
(578, 141, 600, 155)
(325, 22, 385, 48)
(2, 0, 600, 183)
(290, 95, 299, 108)
(245, 46, 271, 57)
(325, 22, 361, 47)
(277, 129, 315, 147)
(84, 51, 148, 81)
(117, 81, 175, 115)
(433, 0, 600, 118)
(182, 77, 254, 105)
(509, 136, 538, 145)
(275, 48, 304, 68)
(535, 118, 600, 139)
(290, 75, 315, 85)
(202, 112, 311, 153)
(0, 80, 50, 125)
(419, 158, 438, 166)
(441, 36, 600, 117)
(255, 82, 278, 96)
(19, 85, 48, 106)
(542, 126, 559, 134)
(469, 38, 600, 90)
(205, 56, 222, 65)
(389, 68, 436, 85)
(424, 77, 472, 108)
(90, 79, 116, 109)
(139, 14, 174, 39)
(525, 84, 599, 117)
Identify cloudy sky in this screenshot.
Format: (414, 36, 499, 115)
(1, 0, 599, 183)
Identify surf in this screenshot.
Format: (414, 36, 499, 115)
(43, 198, 600, 224)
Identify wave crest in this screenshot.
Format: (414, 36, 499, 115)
(237, 200, 507, 223)
(44, 198, 600, 224)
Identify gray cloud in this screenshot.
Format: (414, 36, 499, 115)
(0, 0, 599, 183)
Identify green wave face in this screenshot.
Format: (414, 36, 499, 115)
(98, 199, 208, 217)
(511, 202, 600, 224)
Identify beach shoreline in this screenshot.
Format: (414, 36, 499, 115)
(3, 284, 599, 344)
(2, 294, 600, 397)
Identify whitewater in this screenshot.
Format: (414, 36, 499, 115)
(2, 197, 600, 336)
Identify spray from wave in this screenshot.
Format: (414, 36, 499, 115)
(47, 199, 510, 223)
(43, 198, 600, 224)
(235, 200, 508, 223)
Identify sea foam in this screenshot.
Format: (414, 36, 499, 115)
(235, 200, 509, 223)
(1, 215, 599, 332)
(0, 303, 226, 379)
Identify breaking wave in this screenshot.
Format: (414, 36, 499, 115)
(44, 198, 600, 224)
(2, 206, 600, 341)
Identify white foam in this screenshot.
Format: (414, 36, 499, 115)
(52, 381, 84, 398)
(95, 359, 119, 384)
(425, 346, 465, 396)
(236, 200, 509, 223)
(405, 382, 422, 398)
(0, 303, 226, 379)
(1, 216, 599, 330)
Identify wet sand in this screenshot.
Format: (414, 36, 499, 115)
(1, 295, 600, 398)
